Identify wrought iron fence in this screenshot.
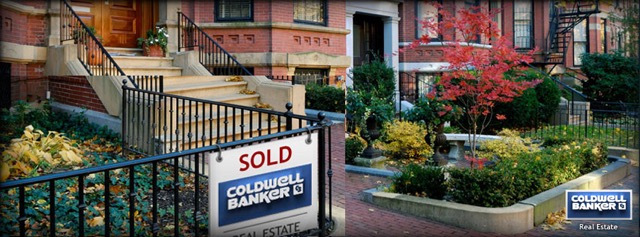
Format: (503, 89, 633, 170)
(524, 101, 639, 149)
(0, 125, 333, 236)
(265, 75, 335, 85)
(177, 11, 252, 76)
(122, 80, 319, 156)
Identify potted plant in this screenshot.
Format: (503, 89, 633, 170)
(73, 26, 104, 65)
(137, 26, 168, 57)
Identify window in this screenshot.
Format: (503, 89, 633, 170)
(465, 0, 479, 9)
(514, 0, 533, 49)
(416, 0, 441, 40)
(416, 73, 438, 96)
(294, 0, 326, 25)
(573, 19, 587, 66)
(215, 0, 252, 22)
(294, 68, 328, 85)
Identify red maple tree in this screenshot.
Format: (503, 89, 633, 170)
(408, 4, 541, 165)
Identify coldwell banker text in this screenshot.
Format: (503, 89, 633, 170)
(227, 173, 304, 210)
(566, 190, 633, 220)
(571, 194, 628, 211)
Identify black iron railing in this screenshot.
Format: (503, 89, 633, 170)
(177, 12, 252, 76)
(265, 75, 336, 85)
(122, 80, 319, 156)
(0, 124, 333, 236)
(59, 0, 139, 88)
(130, 75, 164, 93)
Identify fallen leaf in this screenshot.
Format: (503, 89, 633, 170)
(87, 216, 104, 227)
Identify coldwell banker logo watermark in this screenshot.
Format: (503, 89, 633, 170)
(218, 164, 312, 226)
(566, 190, 633, 220)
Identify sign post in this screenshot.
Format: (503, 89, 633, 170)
(209, 132, 319, 236)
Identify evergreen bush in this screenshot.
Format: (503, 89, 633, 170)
(304, 83, 345, 113)
(581, 52, 640, 103)
(345, 134, 366, 164)
(391, 164, 446, 199)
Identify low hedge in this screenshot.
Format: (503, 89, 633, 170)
(448, 139, 607, 207)
(305, 83, 345, 113)
(391, 139, 609, 208)
(391, 164, 447, 200)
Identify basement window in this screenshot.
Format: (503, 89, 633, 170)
(294, 68, 328, 85)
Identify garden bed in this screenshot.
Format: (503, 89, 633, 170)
(360, 156, 631, 234)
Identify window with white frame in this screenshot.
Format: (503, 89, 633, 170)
(573, 19, 587, 66)
(294, 0, 326, 25)
(416, 0, 441, 40)
(514, 0, 533, 49)
(416, 73, 438, 97)
(215, 0, 252, 22)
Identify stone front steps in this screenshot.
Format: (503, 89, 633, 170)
(111, 49, 281, 155)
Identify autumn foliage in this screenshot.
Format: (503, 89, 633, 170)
(408, 4, 541, 163)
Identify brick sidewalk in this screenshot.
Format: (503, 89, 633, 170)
(339, 126, 640, 237)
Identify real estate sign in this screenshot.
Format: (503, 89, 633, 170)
(209, 132, 319, 237)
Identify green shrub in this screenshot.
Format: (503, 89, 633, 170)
(351, 57, 396, 103)
(448, 140, 608, 207)
(581, 52, 640, 103)
(379, 120, 433, 160)
(346, 134, 366, 164)
(346, 88, 395, 134)
(347, 55, 397, 133)
(487, 70, 561, 132)
(304, 83, 345, 113)
(447, 168, 516, 207)
(391, 164, 446, 199)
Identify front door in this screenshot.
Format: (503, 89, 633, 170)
(70, 0, 157, 48)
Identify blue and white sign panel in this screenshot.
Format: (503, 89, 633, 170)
(210, 133, 319, 237)
(566, 190, 633, 220)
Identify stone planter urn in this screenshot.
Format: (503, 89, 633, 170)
(430, 122, 449, 166)
(360, 114, 382, 158)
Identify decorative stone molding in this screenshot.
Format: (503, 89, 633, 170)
(0, 1, 47, 15)
(198, 22, 350, 35)
(0, 41, 47, 63)
(232, 52, 350, 68)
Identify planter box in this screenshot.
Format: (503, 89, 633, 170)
(360, 156, 631, 234)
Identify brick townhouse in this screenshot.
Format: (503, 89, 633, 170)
(0, 0, 636, 114)
(394, 0, 636, 103)
(0, 0, 349, 115)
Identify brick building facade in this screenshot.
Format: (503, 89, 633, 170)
(391, 0, 635, 103)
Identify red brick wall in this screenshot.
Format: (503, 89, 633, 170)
(9, 63, 47, 103)
(0, 2, 47, 46)
(195, 0, 346, 55)
(49, 76, 108, 113)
